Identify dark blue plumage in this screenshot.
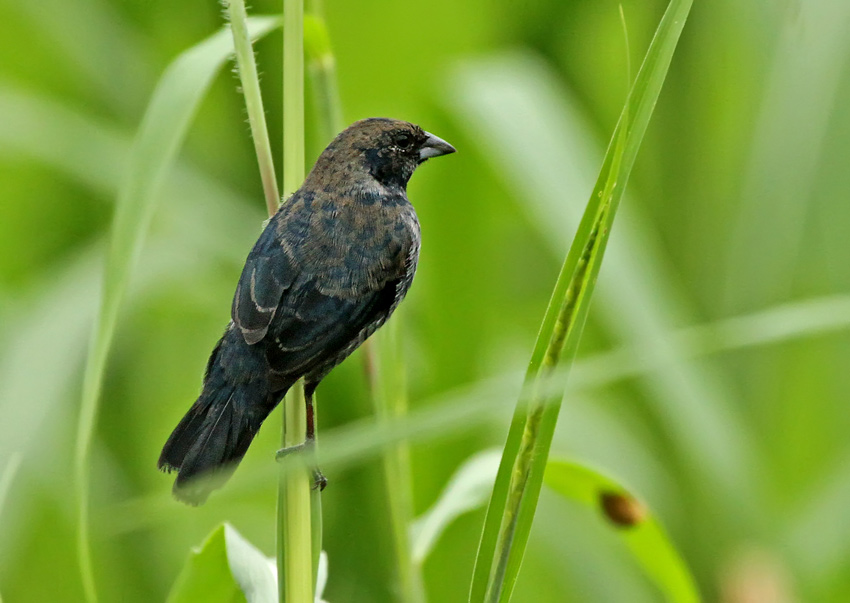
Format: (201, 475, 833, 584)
(158, 118, 455, 504)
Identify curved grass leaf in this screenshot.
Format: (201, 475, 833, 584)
(411, 450, 502, 564)
(0, 86, 261, 506)
(467, 2, 693, 601)
(166, 523, 276, 603)
(450, 45, 761, 534)
(544, 460, 700, 603)
(450, 51, 760, 525)
(72, 16, 281, 602)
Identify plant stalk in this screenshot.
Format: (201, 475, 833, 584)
(367, 321, 426, 603)
(278, 1, 314, 602)
(224, 0, 281, 215)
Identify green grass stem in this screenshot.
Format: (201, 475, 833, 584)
(369, 320, 426, 603)
(278, 1, 315, 601)
(224, 0, 281, 215)
(71, 18, 280, 603)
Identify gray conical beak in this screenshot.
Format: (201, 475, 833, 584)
(419, 131, 456, 161)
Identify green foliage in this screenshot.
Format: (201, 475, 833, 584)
(544, 460, 699, 603)
(166, 523, 276, 603)
(4, 0, 850, 602)
(72, 16, 281, 602)
(469, 1, 692, 600)
(411, 450, 502, 565)
(0, 454, 21, 525)
(278, 2, 316, 602)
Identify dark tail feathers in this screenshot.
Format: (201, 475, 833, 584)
(158, 353, 279, 505)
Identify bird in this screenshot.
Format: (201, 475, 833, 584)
(158, 118, 456, 504)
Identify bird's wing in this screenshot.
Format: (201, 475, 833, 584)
(231, 217, 406, 379)
(231, 224, 299, 345)
(263, 273, 402, 380)
(232, 192, 416, 380)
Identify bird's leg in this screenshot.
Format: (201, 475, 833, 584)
(275, 382, 327, 491)
(303, 383, 327, 490)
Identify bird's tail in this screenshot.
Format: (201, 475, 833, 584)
(158, 334, 284, 505)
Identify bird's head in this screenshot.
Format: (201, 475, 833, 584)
(311, 118, 456, 191)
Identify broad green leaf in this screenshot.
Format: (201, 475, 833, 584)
(411, 450, 502, 564)
(167, 525, 246, 603)
(166, 523, 277, 603)
(544, 460, 700, 603)
(466, 1, 693, 601)
(224, 525, 278, 603)
(72, 16, 281, 601)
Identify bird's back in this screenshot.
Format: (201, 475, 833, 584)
(233, 184, 420, 390)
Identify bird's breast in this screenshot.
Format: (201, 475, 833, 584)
(288, 196, 418, 298)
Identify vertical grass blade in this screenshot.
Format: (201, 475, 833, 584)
(369, 318, 426, 603)
(224, 0, 281, 215)
(72, 17, 281, 603)
(544, 460, 700, 603)
(468, 2, 693, 601)
(278, 1, 315, 602)
(450, 51, 760, 528)
(304, 12, 344, 146)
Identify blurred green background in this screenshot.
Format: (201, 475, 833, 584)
(2, 0, 850, 601)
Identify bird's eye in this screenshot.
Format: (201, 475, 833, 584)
(396, 133, 414, 150)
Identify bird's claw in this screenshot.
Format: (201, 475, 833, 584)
(312, 469, 328, 491)
(275, 442, 328, 491)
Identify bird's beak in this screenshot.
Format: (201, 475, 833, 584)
(419, 131, 457, 161)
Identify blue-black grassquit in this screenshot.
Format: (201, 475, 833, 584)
(158, 118, 455, 504)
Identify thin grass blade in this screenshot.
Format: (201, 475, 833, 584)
(468, 2, 693, 601)
(302, 8, 424, 599)
(303, 7, 344, 590)
(72, 16, 281, 602)
(225, 0, 281, 215)
(278, 2, 317, 602)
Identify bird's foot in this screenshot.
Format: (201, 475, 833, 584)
(311, 469, 328, 491)
(275, 441, 328, 491)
